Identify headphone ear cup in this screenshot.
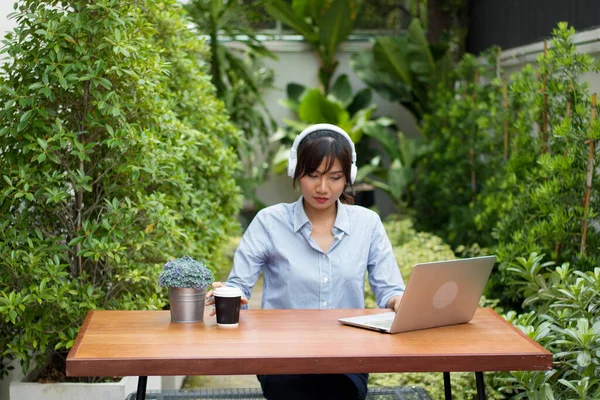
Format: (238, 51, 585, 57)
(288, 158, 297, 179)
(350, 164, 357, 184)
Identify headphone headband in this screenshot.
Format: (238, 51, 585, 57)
(287, 123, 357, 183)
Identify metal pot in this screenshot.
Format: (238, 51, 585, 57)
(168, 287, 206, 323)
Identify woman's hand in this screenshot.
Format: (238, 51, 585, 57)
(386, 295, 403, 313)
(205, 282, 249, 317)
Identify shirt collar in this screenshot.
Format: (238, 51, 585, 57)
(293, 196, 351, 235)
(293, 196, 310, 232)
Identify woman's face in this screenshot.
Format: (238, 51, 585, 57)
(299, 157, 346, 212)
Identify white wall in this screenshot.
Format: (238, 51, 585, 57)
(0, 1, 17, 41)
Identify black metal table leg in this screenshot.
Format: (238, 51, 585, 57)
(443, 372, 452, 400)
(476, 372, 486, 399)
(136, 376, 148, 400)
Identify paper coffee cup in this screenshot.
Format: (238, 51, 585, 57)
(213, 286, 242, 328)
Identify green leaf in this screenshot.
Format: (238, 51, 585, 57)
(351, 50, 413, 105)
(356, 163, 379, 183)
(331, 74, 353, 107)
(287, 83, 306, 103)
(223, 50, 259, 94)
(406, 19, 435, 84)
(68, 236, 85, 246)
(576, 350, 591, 367)
(37, 137, 48, 150)
(264, 0, 319, 43)
(347, 87, 372, 117)
(388, 162, 413, 201)
(19, 110, 33, 124)
(317, 0, 357, 63)
(298, 88, 346, 124)
(362, 123, 401, 160)
(374, 37, 412, 87)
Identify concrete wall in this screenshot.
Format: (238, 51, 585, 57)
(0, 1, 17, 42)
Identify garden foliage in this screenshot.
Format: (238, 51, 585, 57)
(501, 255, 600, 399)
(414, 47, 506, 249)
(184, 0, 278, 207)
(410, 22, 600, 398)
(415, 23, 600, 307)
(350, 18, 451, 124)
(265, 0, 362, 93)
(0, 0, 241, 379)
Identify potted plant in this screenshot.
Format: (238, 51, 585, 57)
(159, 256, 215, 323)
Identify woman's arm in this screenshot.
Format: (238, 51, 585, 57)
(224, 210, 271, 304)
(367, 214, 406, 309)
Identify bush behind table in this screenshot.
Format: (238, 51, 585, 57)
(0, 0, 241, 380)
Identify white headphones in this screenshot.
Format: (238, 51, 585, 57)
(287, 123, 357, 184)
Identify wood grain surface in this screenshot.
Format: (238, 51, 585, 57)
(67, 308, 552, 377)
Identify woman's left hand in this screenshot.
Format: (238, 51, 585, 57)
(387, 295, 403, 313)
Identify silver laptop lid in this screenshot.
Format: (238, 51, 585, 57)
(390, 255, 496, 333)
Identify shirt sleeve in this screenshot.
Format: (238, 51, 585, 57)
(225, 210, 270, 308)
(367, 214, 405, 308)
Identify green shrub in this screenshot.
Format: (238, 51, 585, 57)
(0, 0, 241, 379)
(499, 254, 600, 399)
(413, 22, 600, 310)
(413, 46, 505, 249)
(487, 23, 600, 308)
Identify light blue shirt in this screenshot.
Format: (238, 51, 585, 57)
(226, 197, 405, 310)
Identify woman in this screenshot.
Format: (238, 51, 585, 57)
(206, 123, 405, 400)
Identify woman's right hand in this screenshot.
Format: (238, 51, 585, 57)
(205, 282, 249, 317)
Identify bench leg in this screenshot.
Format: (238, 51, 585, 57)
(475, 372, 486, 399)
(443, 372, 452, 400)
(136, 376, 147, 400)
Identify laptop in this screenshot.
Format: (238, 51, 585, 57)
(339, 255, 496, 334)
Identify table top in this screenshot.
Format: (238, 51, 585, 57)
(66, 308, 552, 377)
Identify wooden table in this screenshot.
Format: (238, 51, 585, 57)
(67, 308, 552, 400)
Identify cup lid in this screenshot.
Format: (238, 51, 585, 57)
(214, 286, 242, 297)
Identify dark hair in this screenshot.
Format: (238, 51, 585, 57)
(292, 129, 354, 204)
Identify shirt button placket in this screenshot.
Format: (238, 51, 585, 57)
(321, 253, 330, 309)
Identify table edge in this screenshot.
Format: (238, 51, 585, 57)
(483, 308, 552, 355)
(67, 310, 95, 362)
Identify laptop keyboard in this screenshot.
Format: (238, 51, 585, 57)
(366, 319, 393, 329)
